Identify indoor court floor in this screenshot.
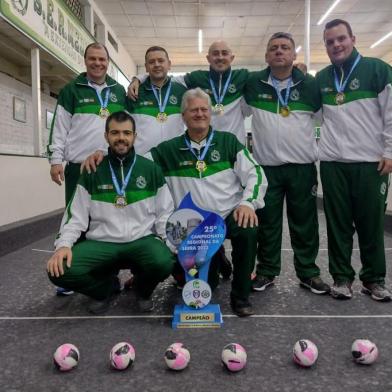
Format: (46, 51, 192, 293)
(1, 210, 392, 391)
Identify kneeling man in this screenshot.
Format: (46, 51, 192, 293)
(47, 111, 175, 313)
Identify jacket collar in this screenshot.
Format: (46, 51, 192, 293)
(260, 66, 305, 85)
(181, 127, 214, 149)
(332, 47, 360, 74)
(209, 67, 232, 83)
(107, 147, 136, 167)
(145, 75, 171, 90)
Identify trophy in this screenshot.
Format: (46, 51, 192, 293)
(166, 193, 226, 329)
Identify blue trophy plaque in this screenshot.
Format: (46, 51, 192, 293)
(166, 193, 226, 328)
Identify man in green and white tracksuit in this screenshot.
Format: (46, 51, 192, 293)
(131, 41, 249, 145)
(47, 43, 126, 204)
(47, 111, 175, 313)
(245, 32, 330, 295)
(317, 19, 392, 301)
(126, 46, 187, 155)
(148, 88, 267, 317)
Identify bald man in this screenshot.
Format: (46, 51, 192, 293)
(130, 40, 249, 145)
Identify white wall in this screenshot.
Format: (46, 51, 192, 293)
(0, 155, 64, 226)
(0, 72, 56, 155)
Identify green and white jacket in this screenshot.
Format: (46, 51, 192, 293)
(148, 129, 267, 218)
(245, 67, 321, 166)
(316, 48, 392, 162)
(127, 76, 187, 155)
(54, 148, 174, 250)
(47, 73, 126, 165)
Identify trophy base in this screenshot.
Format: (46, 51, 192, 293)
(172, 304, 223, 329)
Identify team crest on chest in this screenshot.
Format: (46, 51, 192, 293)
(210, 150, 221, 162)
(228, 83, 237, 94)
(110, 93, 118, 102)
(349, 78, 360, 90)
(290, 89, 300, 101)
(136, 176, 147, 189)
(169, 95, 178, 105)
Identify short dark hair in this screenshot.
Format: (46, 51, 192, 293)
(84, 42, 109, 60)
(145, 46, 169, 62)
(324, 19, 353, 39)
(267, 32, 295, 49)
(105, 111, 136, 133)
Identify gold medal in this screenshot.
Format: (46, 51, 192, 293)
(214, 103, 224, 115)
(114, 195, 127, 208)
(280, 106, 290, 117)
(99, 107, 110, 119)
(335, 92, 345, 105)
(196, 160, 207, 172)
(156, 112, 168, 123)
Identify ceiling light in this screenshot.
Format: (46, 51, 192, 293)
(198, 29, 203, 53)
(317, 0, 341, 26)
(370, 31, 392, 48)
(296, 45, 302, 53)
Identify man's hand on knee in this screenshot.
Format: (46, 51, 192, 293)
(233, 205, 258, 228)
(47, 247, 73, 278)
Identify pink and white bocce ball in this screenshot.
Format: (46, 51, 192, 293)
(351, 339, 378, 365)
(110, 342, 136, 370)
(164, 343, 190, 370)
(53, 343, 80, 371)
(293, 339, 318, 367)
(221, 343, 247, 372)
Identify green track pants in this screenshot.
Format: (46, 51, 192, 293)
(49, 235, 175, 300)
(320, 161, 388, 284)
(256, 163, 320, 280)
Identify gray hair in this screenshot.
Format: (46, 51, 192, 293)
(181, 87, 212, 113)
(267, 32, 296, 49)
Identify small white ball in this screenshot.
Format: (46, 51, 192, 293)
(53, 343, 80, 371)
(110, 342, 136, 370)
(164, 343, 190, 371)
(351, 339, 378, 365)
(293, 339, 318, 367)
(221, 343, 247, 372)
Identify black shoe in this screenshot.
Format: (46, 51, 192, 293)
(87, 277, 121, 315)
(300, 276, 330, 295)
(137, 296, 154, 312)
(230, 298, 255, 317)
(252, 275, 274, 292)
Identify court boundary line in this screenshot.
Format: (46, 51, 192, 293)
(1, 314, 392, 320)
(31, 248, 392, 253)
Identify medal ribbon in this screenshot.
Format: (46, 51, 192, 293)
(333, 54, 361, 93)
(151, 79, 172, 113)
(271, 75, 292, 109)
(109, 155, 137, 197)
(184, 130, 215, 162)
(209, 70, 232, 105)
(89, 81, 110, 110)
